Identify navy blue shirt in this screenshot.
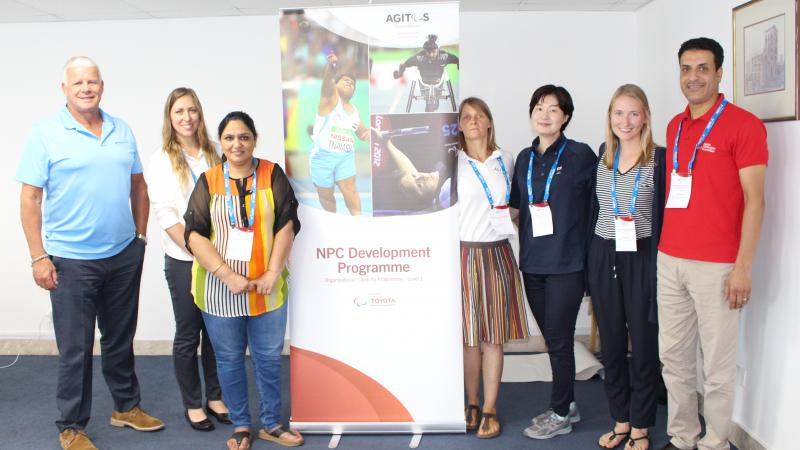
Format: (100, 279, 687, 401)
(510, 134, 597, 274)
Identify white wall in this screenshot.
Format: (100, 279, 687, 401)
(0, 10, 635, 341)
(637, 1, 798, 448)
(0, 15, 284, 340)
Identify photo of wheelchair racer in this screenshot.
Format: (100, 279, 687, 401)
(393, 35, 459, 112)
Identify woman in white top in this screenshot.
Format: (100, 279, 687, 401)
(144, 87, 228, 431)
(457, 97, 530, 439)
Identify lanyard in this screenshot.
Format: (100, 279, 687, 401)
(672, 98, 727, 174)
(467, 155, 510, 208)
(527, 140, 567, 204)
(184, 151, 207, 185)
(611, 147, 642, 217)
(222, 159, 257, 230)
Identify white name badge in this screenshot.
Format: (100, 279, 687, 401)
(529, 203, 554, 237)
(226, 228, 254, 261)
(614, 217, 637, 252)
(489, 206, 516, 236)
(666, 173, 692, 209)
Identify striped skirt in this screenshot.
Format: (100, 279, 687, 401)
(461, 240, 530, 346)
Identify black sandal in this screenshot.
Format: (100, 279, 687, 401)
(465, 404, 480, 431)
(227, 430, 251, 450)
(598, 428, 630, 449)
(626, 434, 649, 450)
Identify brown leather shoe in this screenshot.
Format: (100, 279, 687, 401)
(59, 429, 98, 450)
(110, 405, 165, 431)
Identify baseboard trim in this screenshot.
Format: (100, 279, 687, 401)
(696, 392, 766, 450)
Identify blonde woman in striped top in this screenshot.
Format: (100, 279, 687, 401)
(457, 97, 530, 439)
(587, 84, 666, 450)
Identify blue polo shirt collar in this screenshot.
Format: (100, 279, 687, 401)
(532, 133, 567, 155)
(59, 105, 116, 143)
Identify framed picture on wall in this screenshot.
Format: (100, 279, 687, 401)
(733, 0, 799, 121)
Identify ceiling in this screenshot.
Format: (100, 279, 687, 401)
(0, 0, 654, 23)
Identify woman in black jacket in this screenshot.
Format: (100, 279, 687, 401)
(587, 84, 665, 450)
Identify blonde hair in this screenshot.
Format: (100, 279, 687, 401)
(161, 87, 220, 188)
(603, 84, 656, 169)
(457, 97, 499, 153)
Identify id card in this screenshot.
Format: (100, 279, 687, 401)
(666, 173, 692, 209)
(489, 206, 516, 236)
(614, 216, 637, 252)
(529, 203, 553, 237)
(226, 228, 254, 261)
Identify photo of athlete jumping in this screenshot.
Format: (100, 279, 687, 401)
(310, 52, 370, 215)
(393, 34, 459, 112)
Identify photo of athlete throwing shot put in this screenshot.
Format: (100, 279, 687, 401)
(310, 52, 370, 215)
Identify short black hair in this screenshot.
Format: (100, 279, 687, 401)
(678, 37, 724, 70)
(529, 84, 574, 132)
(218, 111, 258, 140)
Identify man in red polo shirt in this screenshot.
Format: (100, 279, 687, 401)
(657, 38, 767, 450)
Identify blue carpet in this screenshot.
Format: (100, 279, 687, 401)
(0, 355, 735, 449)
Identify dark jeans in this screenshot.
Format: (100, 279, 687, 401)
(164, 255, 221, 409)
(587, 236, 660, 428)
(50, 238, 145, 432)
(522, 270, 585, 417)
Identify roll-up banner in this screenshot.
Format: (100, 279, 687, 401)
(280, 2, 463, 434)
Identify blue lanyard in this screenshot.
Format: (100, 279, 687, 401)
(611, 147, 642, 217)
(185, 152, 207, 185)
(467, 155, 510, 208)
(222, 159, 257, 230)
(672, 98, 727, 174)
(527, 140, 567, 204)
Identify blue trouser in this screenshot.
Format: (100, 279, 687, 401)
(50, 238, 145, 432)
(202, 306, 287, 429)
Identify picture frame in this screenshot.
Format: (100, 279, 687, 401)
(733, 0, 799, 121)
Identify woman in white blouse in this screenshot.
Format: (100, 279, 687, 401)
(457, 97, 530, 439)
(145, 87, 228, 431)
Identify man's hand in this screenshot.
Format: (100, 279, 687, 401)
(724, 265, 752, 310)
(252, 270, 280, 296)
(393, 69, 402, 79)
(327, 53, 338, 67)
(32, 258, 58, 290)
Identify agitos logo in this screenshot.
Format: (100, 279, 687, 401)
(385, 12, 430, 23)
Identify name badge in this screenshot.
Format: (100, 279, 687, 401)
(489, 206, 516, 236)
(529, 203, 553, 237)
(666, 173, 692, 208)
(614, 216, 637, 252)
(226, 228, 254, 261)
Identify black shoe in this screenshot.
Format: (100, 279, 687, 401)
(206, 402, 232, 424)
(184, 410, 214, 432)
(659, 443, 697, 450)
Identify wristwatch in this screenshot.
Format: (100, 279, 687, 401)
(136, 233, 148, 245)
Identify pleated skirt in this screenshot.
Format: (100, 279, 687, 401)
(460, 239, 531, 346)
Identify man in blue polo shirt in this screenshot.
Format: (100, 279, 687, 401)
(17, 56, 163, 450)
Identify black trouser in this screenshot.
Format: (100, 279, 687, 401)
(587, 235, 659, 428)
(50, 239, 145, 432)
(522, 270, 585, 417)
(164, 255, 221, 409)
